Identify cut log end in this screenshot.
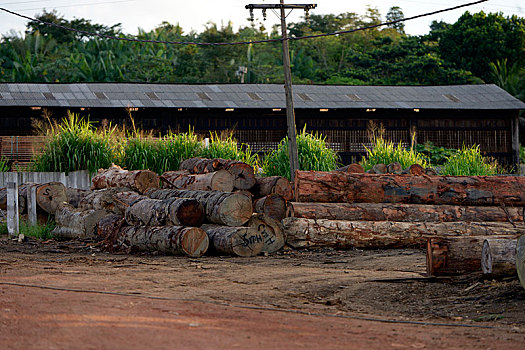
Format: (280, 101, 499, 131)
(135, 170, 160, 194)
(246, 214, 285, 253)
(229, 164, 256, 190)
(230, 228, 264, 257)
(219, 194, 253, 226)
(175, 199, 205, 227)
(36, 182, 68, 214)
(179, 227, 209, 258)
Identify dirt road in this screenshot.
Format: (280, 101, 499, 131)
(1, 237, 524, 349)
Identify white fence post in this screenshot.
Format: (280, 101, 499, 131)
(7, 181, 19, 238)
(27, 185, 37, 226)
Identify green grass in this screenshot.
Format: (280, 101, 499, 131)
(440, 145, 498, 176)
(360, 136, 429, 171)
(200, 131, 258, 167)
(0, 219, 55, 240)
(31, 111, 117, 174)
(0, 157, 9, 172)
(415, 141, 457, 166)
(262, 127, 339, 180)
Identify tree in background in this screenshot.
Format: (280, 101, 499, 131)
(386, 6, 405, 34)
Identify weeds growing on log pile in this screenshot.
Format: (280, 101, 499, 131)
(262, 127, 339, 180)
(31, 112, 117, 174)
(440, 145, 498, 176)
(360, 136, 429, 171)
(122, 128, 203, 174)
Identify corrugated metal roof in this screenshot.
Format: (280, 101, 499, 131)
(0, 83, 523, 110)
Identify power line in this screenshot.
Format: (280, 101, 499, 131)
(0, 0, 489, 46)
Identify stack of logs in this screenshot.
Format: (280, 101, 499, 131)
(285, 166, 525, 286)
(2, 160, 292, 258)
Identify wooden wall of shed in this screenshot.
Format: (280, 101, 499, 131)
(0, 106, 518, 166)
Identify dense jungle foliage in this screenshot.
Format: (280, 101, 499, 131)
(0, 8, 523, 95)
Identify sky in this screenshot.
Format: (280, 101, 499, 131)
(0, 0, 523, 39)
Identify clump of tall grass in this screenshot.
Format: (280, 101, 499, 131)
(121, 128, 203, 174)
(0, 157, 9, 172)
(31, 111, 117, 174)
(20, 218, 56, 240)
(200, 131, 258, 167)
(440, 145, 498, 176)
(360, 136, 429, 171)
(261, 127, 339, 180)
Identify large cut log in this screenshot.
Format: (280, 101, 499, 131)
(91, 165, 159, 194)
(427, 236, 489, 276)
(97, 214, 126, 243)
(246, 213, 285, 253)
(146, 189, 253, 226)
(290, 202, 524, 223)
(52, 204, 108, 239)
(517, 236, 525, 290)
(481, 237, 519, 276)
(283, 217, 525, 249)
(294, 171, 525, 205)
(20, 182, 67, 214)
(179, 157, 256, 190)
(253, 194, 287, 221)
(201, 224, 263, 257)
(112, 191, 149, 206)
(251, 176, 293, 201)
(115, 226, 209, 257)
(66, 188, 91, 208)
(78, 187, 132, 214)
(161, 170, 234, 192)
(125, 198, 204, 227)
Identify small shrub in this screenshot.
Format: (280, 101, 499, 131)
(360, 137, 428, 171)
(31, 112, 117, 174)
(440, 145, 498, 176)
(262, 127, 339, 180)
(20, 219, 55, 240)
(415, 142, 457, 166)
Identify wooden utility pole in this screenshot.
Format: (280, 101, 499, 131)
(246, 2, 316, 181)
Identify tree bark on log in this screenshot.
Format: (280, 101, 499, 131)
(387, 162, 403, 174)
(91, 165, 159, 194)
(97, 214, 126, 243)
(146, 189, 252, 226)
(78, 187, 132, 214)
(426, 237, 487, 276)
(290, 202, 524, 223)
(294, 170, 525, 205)
(201, 224, 263, 257)
(161, 170, 234, 192)
(408, 164, 425, 176)
(125, 198, 204, 227)
(246, 213, 285, 253)
(52, 204, 108, 239)
(66, 188, 91, 208)
(335, 163, 364, 173)
(115, 226, 209, 257)
(283, 217, 525, 249)
(179, 157, 256, 190)
(253, 194, 287, 221)
(251, 176, 293, 201)
(481, 237, 518, 276)
(517, 235, 525, 290)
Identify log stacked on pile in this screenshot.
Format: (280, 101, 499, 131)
(287, 169, 525, 278)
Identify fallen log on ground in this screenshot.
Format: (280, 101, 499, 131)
(146, 189, 252, 226)
(253, 194, 287, 221)
(91, 165, 159, 194)
(245, 213, 285, 253)
(251, 176, 293, 201)
(517, 236, 525, 290)
(283, 218, 525, 249)
(290, 202, 524, 223)
(125, 197, 204, 227)
(179, 157, 256, 190)
(426, 236, 501, 276)
(294, 171, 525, 205)
(161, 170, 234, 192)
(0, 187, 27, 214)
(115, 226, 209, 257)
(52, 204, 108, 239)
(482, 237, 519, 276)
(201, 224, 263, 257)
